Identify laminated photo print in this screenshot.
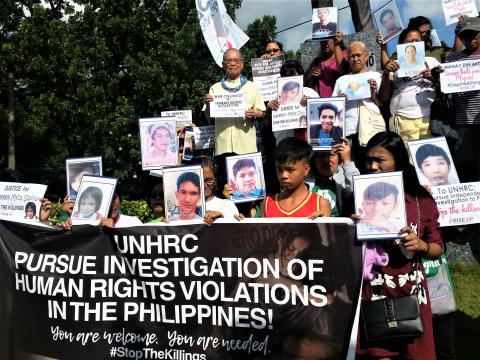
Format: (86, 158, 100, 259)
(353, 172, 406, 240)
(277, 75, 303, 105)
(163, 166, 205, 222)
(396, 41, 426, 78)
(182, 129, 195, 161)
(407, 136, 460, 187)
(71, 175, 117, 226)
(307, 97, 345, 151)
(334, 72, 372, 100)
(226, 153, 266, 203)
(312, 7, 338, 40)
(139, 117, 178, 170)
(66, 156, 102, 201)
(373, 0, 404, 43)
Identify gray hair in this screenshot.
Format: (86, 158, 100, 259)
(347, 41, 368, 54)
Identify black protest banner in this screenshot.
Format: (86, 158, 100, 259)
(0, 219, 362, 360)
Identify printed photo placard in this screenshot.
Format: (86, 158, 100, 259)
(373, 0, 404, 43)
(66, 156, 102, 201)
(0, 182, 47, 222)
(334, 72, 373, 101)
(408, 136, 460, 187)
(396, 41, 426, 78)
(226, 153, 266, 203)
(139, 117, 178, 170)
(271, 75, 306, 132)
(71, 175, 117, 226)
(307, 97, 345, 151)
(312, 7, 338, 40)
(163, 166, 205, 222)
(353, 172, 407, 240)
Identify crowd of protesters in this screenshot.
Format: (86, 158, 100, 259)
(2, 13, 480, 360)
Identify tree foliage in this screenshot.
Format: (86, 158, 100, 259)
(0, 0, 276, 199)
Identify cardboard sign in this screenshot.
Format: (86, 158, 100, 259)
(440, 58, 480, 94)
(161, 110, 193, 126)
(432, 182, 480, 226)
(251, 56, 283, 102)
(210, 93, 248, 118)
(0, 182, 47, 221)
(442, 0, 478, 25)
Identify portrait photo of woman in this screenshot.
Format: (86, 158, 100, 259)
(140, 118, 178, 170)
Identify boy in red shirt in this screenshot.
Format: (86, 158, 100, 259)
(263, 137, 331, 218)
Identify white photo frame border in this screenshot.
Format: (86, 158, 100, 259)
(311, 7, 338, 40)
(277, 75, 304, 105)
(162, 165, 205, 221)
(225, 152, 266, 204)
(306, 97, 346, 151)
(71, 175, 117, 226)
(373, 0, 404, 43)
(353, 171, 407, 241)
(407, 136, 460, 187)
(65, 156, 103, 201)
(139, 117, 178, 171)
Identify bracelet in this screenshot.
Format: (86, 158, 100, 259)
(424, 242, 430, 255)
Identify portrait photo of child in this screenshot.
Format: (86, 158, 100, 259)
(226, 153, 266, 203)
(66, 156, 102, 201)
(354, 172, 406, 240)
(408, 137, 460, 187)
(139, 117, 178, 170)
(71, 175, 117, 225)
(162, 166, 205, 222)
(334, 72, 372, 100)
(277, 75, 303, 105)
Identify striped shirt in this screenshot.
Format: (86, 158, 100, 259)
(445, 51, 480, 125)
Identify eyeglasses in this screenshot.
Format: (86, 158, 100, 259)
(265, 48, 281, 54)
(204, 178, 216, 186)
(223, 58, 243, 65)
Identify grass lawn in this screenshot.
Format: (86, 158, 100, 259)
(449, 262, 480, 359)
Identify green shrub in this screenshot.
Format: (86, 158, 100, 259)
(120, 199, 154, 223)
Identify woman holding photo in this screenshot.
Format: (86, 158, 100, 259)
(356, 131, 442, 360)
(379, 29, 441, 145)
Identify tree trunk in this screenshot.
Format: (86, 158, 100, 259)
(8, 72, 15, 170)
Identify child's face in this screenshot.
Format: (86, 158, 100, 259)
(235, 166, 258, 195)
(25, 207, 35, 219)
(79, 194, 97, 218)
(420, 156, 450, 186)
(276, 159, 310, 191)
(362, 194, 397, 220)
(281, 88, 299, 103)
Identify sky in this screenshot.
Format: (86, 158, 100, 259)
(236, 0, 480, 54)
